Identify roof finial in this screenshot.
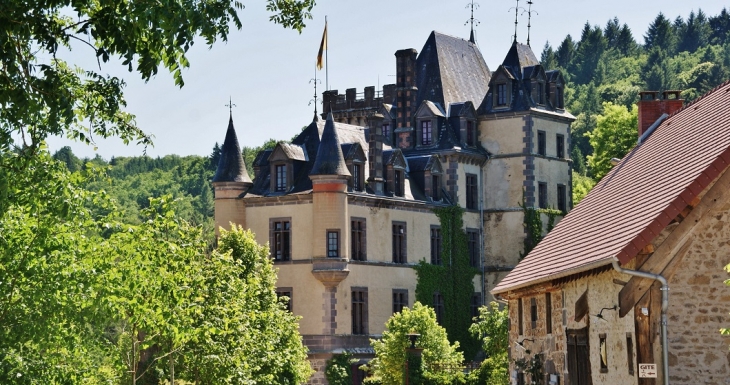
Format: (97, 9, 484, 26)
(523, 1, 538, 47)
(309, 66, 322, 117)
(509, 0, 525, 43)
(464, 1, 480, 44)
(225, 96, 237, 118)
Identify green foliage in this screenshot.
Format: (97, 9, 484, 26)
(325, 353, 355, 385)
(520, 193, 562, 259)
(586, 102, 638, 181)
(514, 353, 544, 385)
(467, 303, 509, 385)
(572, 171, 596, 206)
(366, 303, 464, 385)
(414, 205, 479, 359)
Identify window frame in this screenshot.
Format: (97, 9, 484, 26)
(421, 120, 433, 146)
(537, 130, 546, 156)
(467, 229, 480, 267)
(382, 122, 391, 143)
(393, 169, 404, 197)
(530, 297, 538, 329)
(466, 120, 475, 146)
(556, 133, 565, 158)
(518, 298, 524, 335)
(270, 218, 292, 261)
(327, 229, 340, 258)
(431, 174, 440, 201)
(351, 218, 367, 261)
(392, 222, 407, 263)
(466, 173, 478, 210)
(392, 289, 408, 314)
(351, 163, 363, 191)
(538, 182, 548, 209)
(496, 83, 508, 106)
(433, 292, 444, 325)
(546, 292, 552, 334)
(430, 225, 442, 265)
(275, 164, 287, 192)
(351, 287, 369, 335)
(557, 184, 567, 212)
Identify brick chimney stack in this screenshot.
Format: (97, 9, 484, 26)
(367, 113, 385, 195)
(638, 91, 684, 137)
(394, 48, 418, 149)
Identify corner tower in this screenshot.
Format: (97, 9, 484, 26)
(212, 114, 253, 233)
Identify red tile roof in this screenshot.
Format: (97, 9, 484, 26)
(492, 80, 730, 294)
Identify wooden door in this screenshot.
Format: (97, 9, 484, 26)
(567, 328, 592, 385)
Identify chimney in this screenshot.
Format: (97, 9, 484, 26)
(638, 91, 683, 137)
(367, 113, 385, 195)
(394, 48, 418, 149)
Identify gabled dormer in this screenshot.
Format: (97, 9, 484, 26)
(414, 100, 445, 148)
(488, 66, 515, 110)
(546, 70, 566, 110)
(384, 149, 408, 197)
(452, 101, 478, 147)
(268, 142, 307, 194)
(524, 64, 547, 106)
(379, 104, 395, 146)
(341, 142, 367, 192)
(423, 155, 444, 202)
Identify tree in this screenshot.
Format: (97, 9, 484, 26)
(573, 23, 607, 84)
(540, 42, 557, 70)
(52, 145, 83, 172)
(0, 0, 315, 161)
(586, 102, 638, 181)
(677, 10, 712, 53)
(644, 13, 675, 52)
(467, 302, 509, 385)
(366, 302, 464, 385)
(709, 8, 730, 45)
(555, 35, 575, 69)
(642, 48, 672, 91)
(572, 171, 596, 205)
(616, 24, 638, 56)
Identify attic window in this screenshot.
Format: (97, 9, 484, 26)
(496, 83, 508, 106)
(394, 169, 404, 197)
(352, 163, 363, 191)
(421, 120, 433, 146)
(466, 120, 475, 146)
(275, 164, 287, 192)
(537, 82, 545, 105)
(431, 175, 440, 200)
(382, 123, 391, 142)
(557, 86, 564, 109)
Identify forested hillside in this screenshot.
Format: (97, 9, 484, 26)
(541, 8, 730, 201)
(52, 9, 730, 232)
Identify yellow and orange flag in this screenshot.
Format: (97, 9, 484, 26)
(316, 20, 327, 70)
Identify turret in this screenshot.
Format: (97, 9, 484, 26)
(212, 114, 252, 234)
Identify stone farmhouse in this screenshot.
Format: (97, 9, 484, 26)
(212, 31, 573, 384)
(491, 82, 730, 385)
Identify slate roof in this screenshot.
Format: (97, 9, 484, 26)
(212, 115, 252, 184)
(492, 80, 730, 294)
(415, 31, 491, 110)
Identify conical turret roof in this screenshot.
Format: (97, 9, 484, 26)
(212, 114, 252, 184)
(309, 113, 351, 177)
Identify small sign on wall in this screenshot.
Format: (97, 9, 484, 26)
(639, 363, 657, 378)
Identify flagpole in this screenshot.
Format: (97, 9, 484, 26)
(325, 15, 329, 91)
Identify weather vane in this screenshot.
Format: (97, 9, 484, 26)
(509, 0, 525, 43)
(464, 1, 480, 44)
(522, 0, 538, 47)
(309, 75, 321, 116)
(225, 96, 237, 116)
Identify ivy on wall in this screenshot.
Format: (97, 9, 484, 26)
(520, 192, 562, 259)
(414, 205, 480, 359)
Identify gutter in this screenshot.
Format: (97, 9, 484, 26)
(611, 258, 670, 385)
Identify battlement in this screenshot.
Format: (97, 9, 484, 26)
(322, 84, 396, 118)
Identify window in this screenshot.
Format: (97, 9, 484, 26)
(327, 230, 339, 258)
(352, 164, 362, 191)
(557, 86, 564, 109)
(471, 293, 482, 320)
(433, 292, 444, 325)
(496, 83, 508, 106)
(351, 218, 366, 261)
(430, 226, 442, 265)
(599, 333, 608, 373)
(537, 130, 546, 156)
(546, 83, 551, 105)
(382, 123, 391, 141)
(530, 297, 538, 329)
(431, 175, 440, 200)
(556, 134, 565, 158)
(538, 182, 547, 209)
(537, 82, 545, 104)
(421, 120, 432, 145)
(557, 184, 567, 212)
(276, 288, 292, 312)
(627, 333, 635, 375)
(466, 120, 475, 146)
(352, 288, 368, 335)
(545, 292, 552, 334)
(275, 164, 287, 192)
(467, 229, 480, 267)
(466, 173, 478, 209)
(271, 219, 291, 261)
(394, 170, 403, 197)
(392, 222, 406, 263)
(518, 298, 524, 334)
(392, 289, 408, 314)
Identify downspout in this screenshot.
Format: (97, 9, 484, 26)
(611, 258, 670, 385)
(479, 155, 488, 304)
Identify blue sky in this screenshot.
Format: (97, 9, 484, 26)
(47, 0, 729, 160)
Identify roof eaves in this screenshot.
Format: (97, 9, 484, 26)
(491, 258, 614, 295)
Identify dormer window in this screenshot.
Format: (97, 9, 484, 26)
(351, 163, 363, 191)
(557, 86, 564, 109)
(275, 164, 287, 192)
(466, 120, 475, 146)
(382, 123, 391, 142)
(431, 175, 440, 200)
(537, 82, 545, 105)
(421, 120, 432, 146)
(394, 170, 403, 197)
(496, 83, 508, 106)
